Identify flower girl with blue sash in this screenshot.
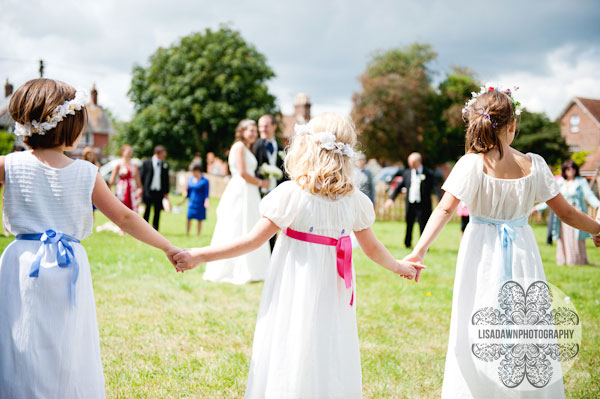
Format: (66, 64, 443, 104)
(0, 79, 179, 398)
(404, 85, 600, 398)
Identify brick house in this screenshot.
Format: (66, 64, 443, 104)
(559, 97, 600, 175)
(0, 80, 113, 158)
(279, 93, 312, 144)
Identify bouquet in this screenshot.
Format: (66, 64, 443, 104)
(258, 163, 283, 180)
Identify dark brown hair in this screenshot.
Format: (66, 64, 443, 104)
(464, 90, 515, 159)
(9, 78, 88, 149)
(561, 159, 580, 179)
(234, 119, 257, 147)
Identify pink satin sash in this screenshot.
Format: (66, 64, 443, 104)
(283, 227, 354, 306)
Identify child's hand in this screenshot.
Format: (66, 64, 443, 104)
(165, 246, 182, 269)
(594, 235, 600, 247)
(173, 248, 206, 272)
(395, 260, 426, 282)
(402, 253, 425, 282)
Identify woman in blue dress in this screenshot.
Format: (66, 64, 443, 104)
(180, 163, 210, 236)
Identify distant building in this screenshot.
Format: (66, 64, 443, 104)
(0, 79, 15, 132)
(279, 93, 312, 143)
(559, 97, 600, 175)
(0, 80, 114, 159)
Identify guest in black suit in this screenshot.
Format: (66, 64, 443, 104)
(253, 114, 287, 249)
(385, 152, 442, 248)
(140, 145, 170, 230)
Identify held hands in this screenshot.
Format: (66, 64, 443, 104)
(173, 248, 207, 272)
(401, 253, 426, 282)
(165, 246, 182, 268)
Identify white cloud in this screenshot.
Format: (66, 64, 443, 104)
(490, 45, 600, 119)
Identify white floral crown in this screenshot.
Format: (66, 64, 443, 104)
(294, 124, 355, 158)
(462, 83, 522, 120)
(14, 89, 89, 137)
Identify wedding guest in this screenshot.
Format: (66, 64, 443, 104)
(178, 162, 209, 236)
(384, 152, 441, 247)
(202, 119, 271, 284)
(141, 145, 170, 230)
(109, 144, 142, 211)
(356, 152, 374, 204)
(82, 146, 99, 167)
(0, 78, 179, 398)
(403, 85, 600, 397)
(253, 114, 287, 249)
(174, 112, 424, 398)
(536, 159, 600, 265)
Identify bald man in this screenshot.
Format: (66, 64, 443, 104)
(385, 152, 441, 248)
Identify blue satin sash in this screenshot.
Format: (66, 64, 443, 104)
(470, 216, 528, 283)
(16, 229, 80, 307)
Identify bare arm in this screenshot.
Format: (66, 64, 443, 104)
(174, 217, 279, 270)
(232, 142, 269, 189)
(547, 193, 600, 235)
(0, 155, 5, 183)
(354, 227, 425, 280)
(108, 162, 120, 187)
(408, 191, 461, 262)
(92, 172, 176, 255)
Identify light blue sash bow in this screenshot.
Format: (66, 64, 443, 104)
(470, 216, 528, 283)
(16, 229, 80, 307)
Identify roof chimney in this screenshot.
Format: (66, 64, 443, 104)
(5, 79, 13, 98)
(91, 83, 98, 105)
(294, 93, 311, 122)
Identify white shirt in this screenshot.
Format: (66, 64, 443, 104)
(408, 166, 423, 204)
(151, 155, 162, 191)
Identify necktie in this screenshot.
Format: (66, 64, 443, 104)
(266, 141, 274, 154)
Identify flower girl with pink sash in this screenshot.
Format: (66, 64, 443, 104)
(175, 112, 425, 399)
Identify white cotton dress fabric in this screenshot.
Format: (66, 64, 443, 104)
(203, 145, 271, 284)
(441, 153, 564, 399)
(245, 181, 375, 399)
(0, 151, 105, 398)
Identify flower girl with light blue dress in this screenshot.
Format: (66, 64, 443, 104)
(174, 112, 425, 399)
(0, 78, 179, 398)
(404, 85, 600, 398)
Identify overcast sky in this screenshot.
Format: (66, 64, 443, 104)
(1, 0, 599, 121)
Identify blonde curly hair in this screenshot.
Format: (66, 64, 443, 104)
(284, 112, 357, 199)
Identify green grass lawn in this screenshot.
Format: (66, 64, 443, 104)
(1, 196, 599, 398)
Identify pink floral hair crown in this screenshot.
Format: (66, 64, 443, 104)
(462, 83, 522, 120)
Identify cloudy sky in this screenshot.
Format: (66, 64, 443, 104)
(1, 0, 599, 121)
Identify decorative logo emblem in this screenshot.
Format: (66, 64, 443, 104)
(470, 280, 580, 390)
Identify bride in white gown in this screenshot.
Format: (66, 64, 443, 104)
(203, 119, 272, 284)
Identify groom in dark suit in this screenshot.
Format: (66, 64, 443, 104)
(253, 114, 287, 249)
(141, 145, 170, 230)
(385, 152, 441, 248)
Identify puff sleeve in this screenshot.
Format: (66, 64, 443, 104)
(259, 181, 303, 229)
(352, 190, 376, 231)
(441, 153, 481, 205)
(531, 153, 560, 204)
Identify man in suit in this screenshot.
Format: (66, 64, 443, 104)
(253, 114, 287, 249)
(385, 152, 441, 248)
(141, 145, 170, 230)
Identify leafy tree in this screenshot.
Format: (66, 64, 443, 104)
(512, 109, 569, 167)
(121, 26, 278, 162)
(426, 67, 479, 165)
(0, 130, 15, 155)
(352, 43, 437, 163)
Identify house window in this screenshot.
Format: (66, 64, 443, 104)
(570, 114, 580, 133)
